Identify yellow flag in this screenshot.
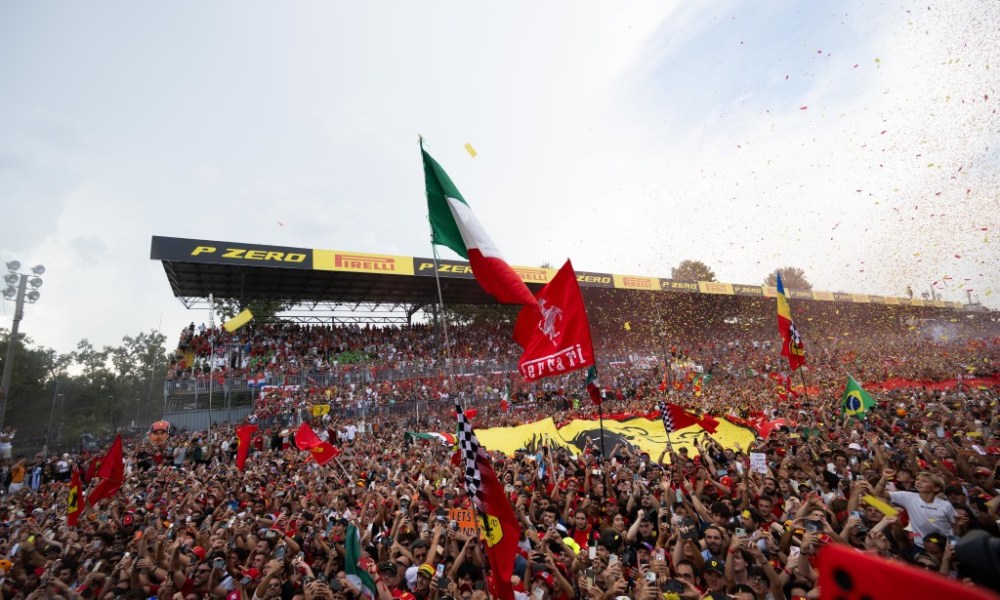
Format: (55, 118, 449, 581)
(222, 308, 254, 333)
(624, 321, 632, 331)
(464, 143, 478, 158)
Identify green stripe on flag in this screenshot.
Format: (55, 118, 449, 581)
(345, 524, 377, 598)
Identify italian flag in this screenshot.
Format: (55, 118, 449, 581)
(406, 431, 456, 445)
(422, 145, 537, 306)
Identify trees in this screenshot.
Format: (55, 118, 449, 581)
(1, 328, 170, 455)
(212, 297, 295, 322)
(764, 267, 813, 291)
(671, 260, 717, 282)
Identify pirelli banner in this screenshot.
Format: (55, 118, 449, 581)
(151, 236, 963, 310)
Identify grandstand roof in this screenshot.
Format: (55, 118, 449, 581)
(151, 235, 964, 311)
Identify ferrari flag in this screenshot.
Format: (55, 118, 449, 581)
(456, 402, 520, 600)
(235, 423, 258, 471)
(513, 259, 595, 381)
(295, 423, 342, 465)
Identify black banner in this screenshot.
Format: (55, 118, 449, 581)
(150, 236, 313, 269)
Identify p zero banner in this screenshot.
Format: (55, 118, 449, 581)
(152, 235, 955, 310)
(150, 236, 313, 269)
(472, 415, 756, 458)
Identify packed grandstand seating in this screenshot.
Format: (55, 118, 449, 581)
(3, 304, 1000, 598)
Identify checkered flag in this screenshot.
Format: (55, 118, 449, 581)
(658, 401, 677, 434)
(452, 402, 522, 600)
(659, 402, 702, 436)
(456, 401, 484, 502)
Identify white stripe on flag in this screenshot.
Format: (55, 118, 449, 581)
(446, 196, 504, 259)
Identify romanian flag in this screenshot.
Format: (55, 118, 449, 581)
(295, 423, 341, 465)
(67, 468, 83, 527)
(776, 272, 806, 372)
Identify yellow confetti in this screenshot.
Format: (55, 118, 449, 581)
(464, 143, 478, 158)
(624, 321, 632, 331)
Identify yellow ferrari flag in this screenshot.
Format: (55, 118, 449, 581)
(222, 308, 254, 333)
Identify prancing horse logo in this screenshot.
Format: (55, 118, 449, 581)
(537, 299, 563, 345)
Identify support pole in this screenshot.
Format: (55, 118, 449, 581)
(0, 274, 28, 431)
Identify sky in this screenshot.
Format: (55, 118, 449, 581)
(0, 0, 998, 356)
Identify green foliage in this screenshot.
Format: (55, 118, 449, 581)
(442, 304, 521, 328)
(332, 350, 370, 365)
(1, 328, 170, 454)
(671, 260, 717, 282)
(764, 267, 813, 291)
(213, 297, 295, 322)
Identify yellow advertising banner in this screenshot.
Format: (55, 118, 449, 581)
(851, 294, 871, 303)
(475, 416, 756, 459)
(511, 266, 553, 285)
(812, 291, 835, 302)
(761, 286, 778, 298)
(884, 297, 900, 305)
(313, 250, 415, 275)
(612, 274, 662, 291)
(698, 282, 735, 295)
(911, 299, 926, 306)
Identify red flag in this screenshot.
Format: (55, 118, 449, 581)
(87, 434, 124, 507)
(294, 423, 341, 465)
(235, 423, 258, 471)
(513, 260, 595, 381)
(456, 403, 520, 600)
(818, 541, 996, 600)
(453, 408, 479, 420)
(67, 468, 83, 527)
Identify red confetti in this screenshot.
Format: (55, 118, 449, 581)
(955, 254, 962, 259)
(880, 130, 887, 134)
(853, 64, 859, 68)
(800, 106, 808, 110)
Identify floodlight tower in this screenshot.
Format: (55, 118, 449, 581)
(0, 262, 45, 430)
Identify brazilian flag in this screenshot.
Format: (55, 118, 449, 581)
(842, 375, 876, 418)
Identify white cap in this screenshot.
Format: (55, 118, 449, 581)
(848, 443, 863, 451)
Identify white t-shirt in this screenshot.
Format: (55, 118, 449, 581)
(888, 490, 956, 546)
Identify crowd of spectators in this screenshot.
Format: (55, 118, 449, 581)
(2, 311, 1000, 599)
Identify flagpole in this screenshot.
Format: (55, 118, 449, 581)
(598, 401, 606, 458)
(421, 138, 454, 380)
(796, 367, 811, 402)
(208, 293, 215, 432)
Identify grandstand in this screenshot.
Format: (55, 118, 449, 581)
(151, 235, 991, 429)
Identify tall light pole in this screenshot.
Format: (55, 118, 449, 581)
(0, 261, 45, 431)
